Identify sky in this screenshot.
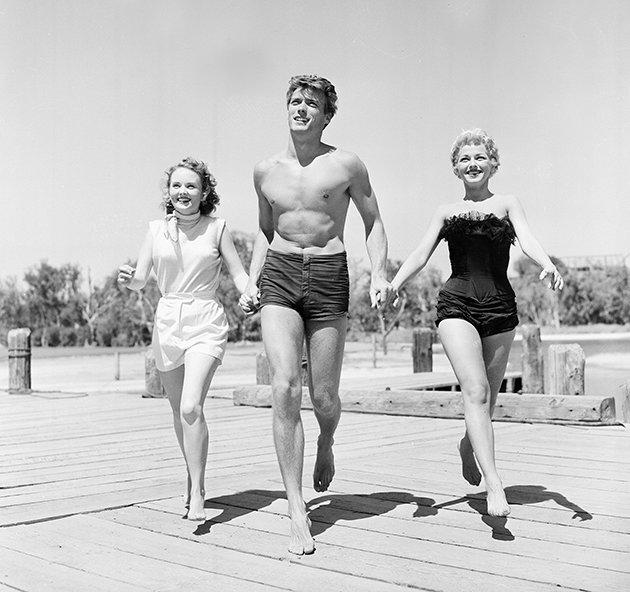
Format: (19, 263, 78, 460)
(1, 0, 629, 286)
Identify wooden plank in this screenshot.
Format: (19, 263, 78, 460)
(0, 522, 282, 592)
(322, 471, 630, 533)
(33, 514, 416, 592)
(146, 490, 630, 573)
(234, 386, 617, 424)
(0, 546, 147, 592)
(100, 505, 578, 592)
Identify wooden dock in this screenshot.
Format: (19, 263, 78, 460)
(1, 387, 629, 591)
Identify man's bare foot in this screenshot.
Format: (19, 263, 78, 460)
(486, 482, 510, 517)
(313, 436, 335, 492)
(458, 436, 481, 486)
(187, 490, 206, 521)
(288, 510, 315, 555)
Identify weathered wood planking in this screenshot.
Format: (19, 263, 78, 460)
(234, 385, 617, 424)
(1, 387, 629, 591)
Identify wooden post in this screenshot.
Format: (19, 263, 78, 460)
(256, 351, 308, 386)
(412, 328, 433, 373)
(372, 334, 377, 368)
(256, 351, 270, 385)
(547, 344, 585, 396)
(615, 381, 630, 424)
(113, 351, 121, 381)
(521, 324, 544, 393)
(144, 348, 165, 398)
(8, 328, 31, 394)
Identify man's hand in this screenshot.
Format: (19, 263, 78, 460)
(370, 276, 396, 309)
(240, 282, 261, 316)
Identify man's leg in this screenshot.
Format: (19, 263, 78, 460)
(305, 316, 347, 492)
(261, 305, 314, 555)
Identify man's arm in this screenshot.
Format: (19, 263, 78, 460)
(243, 162, 275, 309)
(346, 154, 394, 308)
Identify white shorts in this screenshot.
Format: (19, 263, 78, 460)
(152, 293, 228, 372)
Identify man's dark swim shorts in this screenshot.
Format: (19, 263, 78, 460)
(259, 250, 349, 321)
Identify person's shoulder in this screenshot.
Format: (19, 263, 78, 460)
(331, 148, 367, 175)
(149, 218, 165, 230)
(494, 194, 521, 211)
(206, 215, 225, 226)
(254, 153, 282, 178)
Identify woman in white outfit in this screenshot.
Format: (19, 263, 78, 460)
(118, 157, 249, 521)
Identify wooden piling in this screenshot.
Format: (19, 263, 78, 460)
(412, 328, 433, 373)
(8, 328, 31, 394)
(521, 324, 544, 393)
(372, 334, 377, 368)
(144, 348, 165, 398)
(113, 352, 121, 381)
(547, 344, 585, 396)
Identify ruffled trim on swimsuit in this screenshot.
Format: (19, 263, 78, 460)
(439, 211, 516, 244)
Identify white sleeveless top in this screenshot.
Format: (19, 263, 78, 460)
(149, 216, 225, 296)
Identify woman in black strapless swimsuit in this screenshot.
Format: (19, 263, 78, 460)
(392, 130, 563, 516)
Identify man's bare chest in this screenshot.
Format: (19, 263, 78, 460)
(261, 162, 351, 210)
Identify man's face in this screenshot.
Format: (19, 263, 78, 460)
(287, 88, 330, 134)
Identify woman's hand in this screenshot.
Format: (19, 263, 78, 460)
(239, 285, 260, 316)
(539, 266, 564, 291)
(117, 264, 136, 286)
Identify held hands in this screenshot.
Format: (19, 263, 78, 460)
(370, 277, 396, 311)
(117, 264, 136, 286)
(539, 266, 564, 291)
(239, 282, 260, 316)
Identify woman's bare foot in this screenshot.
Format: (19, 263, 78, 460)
(313, 436, 335, 492)
(187, 489, 206, 521)
(184, 475, 192, 510)
(458, 436, 482, 486)
(288, 507, 315, 555)
(486, 480, 510, 517)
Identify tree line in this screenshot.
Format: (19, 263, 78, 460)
(1, 234, 628, 347)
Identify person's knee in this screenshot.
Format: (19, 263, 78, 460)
(311, 386, 340, 417)
(462, 382, 490, 406)
(272, 377, 302, 421)
(180, 400, 202, 423)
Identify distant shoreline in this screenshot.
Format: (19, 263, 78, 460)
(1, 325, 629, 361)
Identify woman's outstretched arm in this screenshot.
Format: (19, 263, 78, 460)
(506, 195, 563, 290)
(117, 229, 154, 291)
(391, 206, 448, 293)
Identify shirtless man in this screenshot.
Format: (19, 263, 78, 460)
(241, 75, 393, 555)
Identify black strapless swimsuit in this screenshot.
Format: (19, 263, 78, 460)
(436, 211, 519, 338)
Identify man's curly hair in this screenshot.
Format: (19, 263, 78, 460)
(162, 157, 220, 215)
(286, 75, 338, 120)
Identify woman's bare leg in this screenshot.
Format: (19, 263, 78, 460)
(159, 365, 190, 509)
(162, 352, 221, 521)
(458, 328, 516, 485)
(438, 319, 512, 516)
